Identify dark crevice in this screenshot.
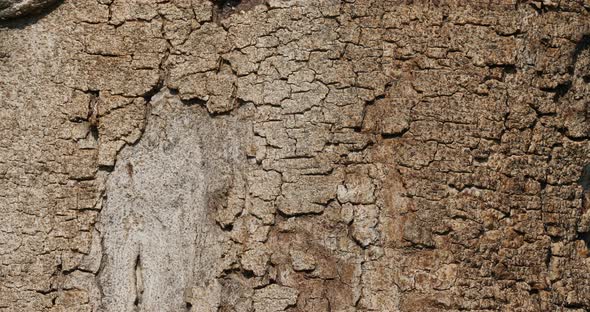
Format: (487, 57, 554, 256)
(213, 0, 242, 12)
(473, 154, 489, 163)
(381, 128, 410, 140)
(501, 64, 517, 75)
(90, 125, 98, 141)
(212, 0, 242, 22)
(98, 164, 115, 173)
(577, 165, 590, 251)
(578, 164, 590, 192)
(275, 207, 324, 219)
(35, 288, 57, 295)
(358, 84, 390, 133)
(528, 2, 543, 14)
(85, 90, 99, 96)
(213, 0, 241, 9)
(212, 0, 267, 22)
(488, 63, 517, 74)
(85, 90, 100, 139)
(563, 304, 586, 309)
(90, 121, 99, 141)
(0, 0, 64, 28)
(142, 81, 164, 104)
(556, 127, 590, 142)
(572, 34, 590, 69)
(134, 253, 143, 308)
(180, 97, 207, 107)
(528, 2, 580, 14)
(540, 81, 572, 102)
(242, 270, 255, 279)
(126, 162, 134, 178)
(578, 232, 590, 250)
(217, 57, 233, 74)
(43, 261, 63, 305)
(544, 247, 551, 269)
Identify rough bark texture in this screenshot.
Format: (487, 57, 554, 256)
(0, 0, 59, 19)
(1, 0, 590, 311)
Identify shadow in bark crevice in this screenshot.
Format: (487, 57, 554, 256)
(212, 0, 266, 21)
(0, 0, 63, 29)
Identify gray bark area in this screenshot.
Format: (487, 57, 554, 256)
(98, 91, 249, 311)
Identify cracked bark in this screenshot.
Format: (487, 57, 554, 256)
(2, 0, 590, 311)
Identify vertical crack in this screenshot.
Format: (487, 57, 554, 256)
(87, 90, 100, 141)
(578, 165, 590, 250)
(134, 253, 144, 310)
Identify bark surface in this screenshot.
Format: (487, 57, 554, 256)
(1, 0, 590, 311)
